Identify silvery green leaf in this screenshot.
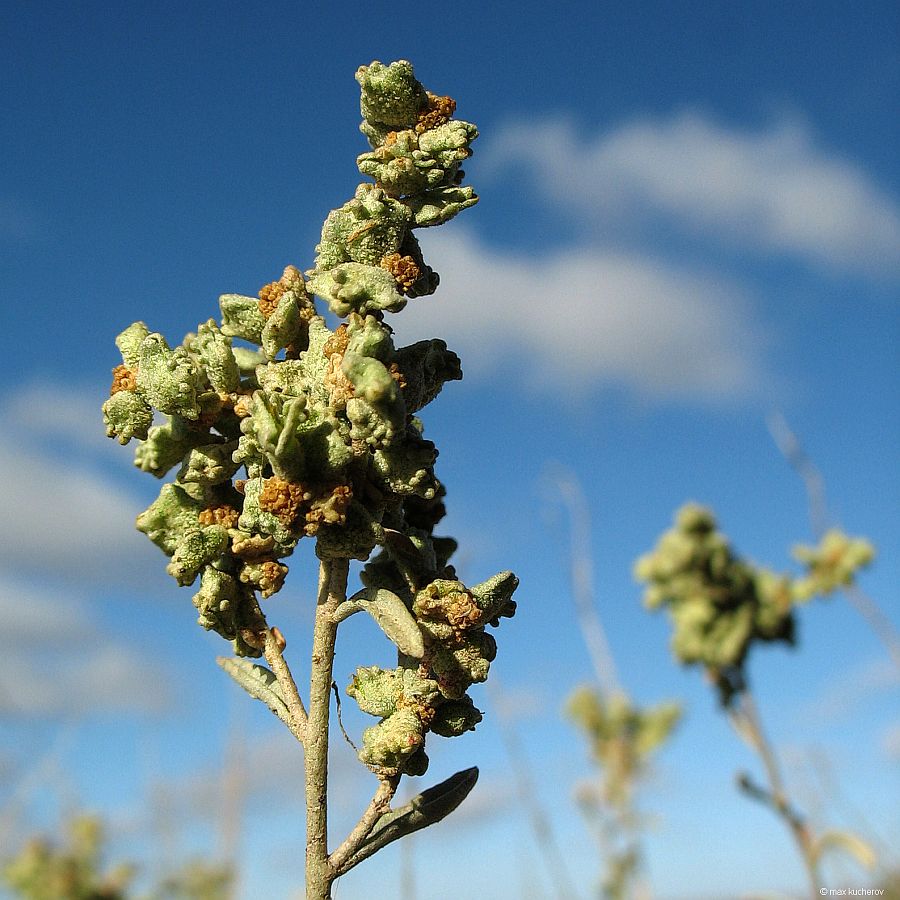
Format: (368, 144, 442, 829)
(231, 346, 267, 371)
(217, 657, 291, 729)
(333, 587, 425, 659)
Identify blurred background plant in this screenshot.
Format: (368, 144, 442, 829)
(566, 690, 680, 900)
(2, 814, 233, 900)
(3, 815, 134, 900)
(636, 503, 878, 895)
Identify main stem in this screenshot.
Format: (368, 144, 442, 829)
(733, 690, 819, 898)
(305, 557, 350, 900)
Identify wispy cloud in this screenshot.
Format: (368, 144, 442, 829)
(0, 434, 158, 581)
(0, 646, 171, 717)
(0, 385, 176, 719)
(799, 657, 900, 727)
(6, 381, 120, 454)
(485, 114, 900, 279)
(0, 579, 94, 644)
(392, 230, 769, 401)
(0, 578, 170, 717)
(0, 385, 160, 584)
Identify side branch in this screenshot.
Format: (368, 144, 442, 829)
(263, 627, 308, 742)
(330, 776, 400, 875)
(768, 410, 900, 670)
(729, 690, 819, 896)
(737, 771, 808, 836)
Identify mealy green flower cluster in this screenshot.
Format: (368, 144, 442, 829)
(791, 529, 875, 601)
(566, 688, 680, 806)
(102, 59, 517, 776)
(634, 504, 796, 703)
(635, 504, 874, 704)
(348, 569, 516, 775)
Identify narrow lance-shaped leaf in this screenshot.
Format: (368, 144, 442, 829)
(217, 657, 292, 729)
(336, 767, 479, 875)
(333, 587, 425, 658)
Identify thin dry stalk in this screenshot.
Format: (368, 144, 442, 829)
(218, 702, 246, 899)
(730, 690, 819, 898)
(399, 830, 416, 900)
(0, 726, 75, 850)
(488, 679, 581, 900)
(767, 411, 900, 670)
(805, 748, 896, 867)
(549, 464, 621, 697)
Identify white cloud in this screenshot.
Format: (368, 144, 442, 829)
(0, 430, 159, 583)
(6, 381, 119, 454)
(391, 230, 768, 401)
(0, 577, 93, 644)
(0, 579, 170, 717)
(800, 657, 899, 727)
(485, 114, 900, 278)
(0, 388, 175, 718)
(0, 645, 170, 717)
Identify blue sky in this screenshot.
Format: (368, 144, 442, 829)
(1, 2, 898, 897)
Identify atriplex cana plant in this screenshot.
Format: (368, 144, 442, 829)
(102, 60, 518, 899)
(3, 816, 134, 900)
(635, 504, 875, 897)
(768, 410, 900, 672)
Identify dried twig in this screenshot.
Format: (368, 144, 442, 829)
(730, 690, 819, 897)
(547, 463, 621, 697)
(488, 679, 581, 900)
(767, 410, 900, 670)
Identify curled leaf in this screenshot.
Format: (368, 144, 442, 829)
(812, 829, 876, 870)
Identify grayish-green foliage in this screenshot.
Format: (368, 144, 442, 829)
(636, 504, 878, 894)
(100, 59, 518, 895)
(634, 504, 873, 704)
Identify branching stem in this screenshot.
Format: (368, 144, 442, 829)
(767, 410, 900, 670)
(305, 558, 350, 900)
(729, 689, 819, 898)
(330, 776, 399, 876)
